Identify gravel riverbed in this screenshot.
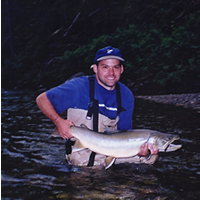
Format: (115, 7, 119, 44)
(135, 93, 200, 112)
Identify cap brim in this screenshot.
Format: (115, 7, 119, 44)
(96, 55, 125, 62)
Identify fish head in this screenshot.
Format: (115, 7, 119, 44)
(148, 132, 182, 152)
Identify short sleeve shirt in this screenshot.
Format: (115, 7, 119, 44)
(46, 75, 134, 130)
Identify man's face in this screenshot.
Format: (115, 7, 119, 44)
(93, 59, 124, 90)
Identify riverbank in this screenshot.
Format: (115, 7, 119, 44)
(135, 93, 200, 112)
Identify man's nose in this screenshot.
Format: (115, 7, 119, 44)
(108, 67, 114, 75)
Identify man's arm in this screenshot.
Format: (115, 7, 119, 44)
(36, 92, 74, 139)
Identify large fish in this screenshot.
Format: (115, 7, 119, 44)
(53, 125, 182, 169)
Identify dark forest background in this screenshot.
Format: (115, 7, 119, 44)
(1, 0, 200, 94)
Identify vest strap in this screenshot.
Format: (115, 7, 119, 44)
(87, 76, 98, 166)
(116, 83, 126, 115)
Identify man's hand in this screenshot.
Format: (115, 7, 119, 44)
(138, 143, 159, 157)
(55, 118, 74, 139)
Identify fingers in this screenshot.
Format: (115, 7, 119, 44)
(138, 143, 159, 157)
(62, 131, 73, 139)
(69, 121, 75, 127)
(57, 120, 74, 139)
(59, 130, 69, 139)
(149, 144, 159, 155)
(138, 142, 148, 156)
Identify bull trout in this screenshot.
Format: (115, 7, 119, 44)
(53, 125, 182, 169)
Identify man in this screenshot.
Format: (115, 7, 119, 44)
(36, 46, 158, 167)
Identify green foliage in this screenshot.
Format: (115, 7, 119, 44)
(1, 0, 200, 93)
(60, 12, 200, 89)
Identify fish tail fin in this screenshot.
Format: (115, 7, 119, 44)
(52, 127, 61, 138)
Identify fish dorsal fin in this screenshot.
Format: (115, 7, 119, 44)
(104, 127, 119, 134)
(105, 156, 116, 170)
(80, 124, 90, 129)
(72, 140, 87, 153)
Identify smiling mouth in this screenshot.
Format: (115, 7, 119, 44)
(107, 77, 115, 80)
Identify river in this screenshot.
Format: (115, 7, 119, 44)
(1, 89, 200, 199)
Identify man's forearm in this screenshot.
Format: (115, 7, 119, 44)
(36, 92, 73, 139)
(36, 92, 62, 126)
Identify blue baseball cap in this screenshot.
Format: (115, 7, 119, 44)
(94, 46, 125, 63)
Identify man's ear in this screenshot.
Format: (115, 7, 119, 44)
(120, 65, 124, 74)
(93, 64, 98, 74)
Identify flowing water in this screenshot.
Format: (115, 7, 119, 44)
(1, 89, 200, 200)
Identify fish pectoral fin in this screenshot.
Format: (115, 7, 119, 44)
(105, 156, 116, 170)
(104, 127, 119, 134)
(72, 140, 87, 152)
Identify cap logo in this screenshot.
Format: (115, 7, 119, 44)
(107, 49, 113, 54)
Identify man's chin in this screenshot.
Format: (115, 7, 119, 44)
(98, 78, 118, 90)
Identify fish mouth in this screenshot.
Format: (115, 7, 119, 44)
(165, 143, 182, 152)
(163, 137, 182, 152)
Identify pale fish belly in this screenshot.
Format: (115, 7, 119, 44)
(76, 136, 146, 158)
